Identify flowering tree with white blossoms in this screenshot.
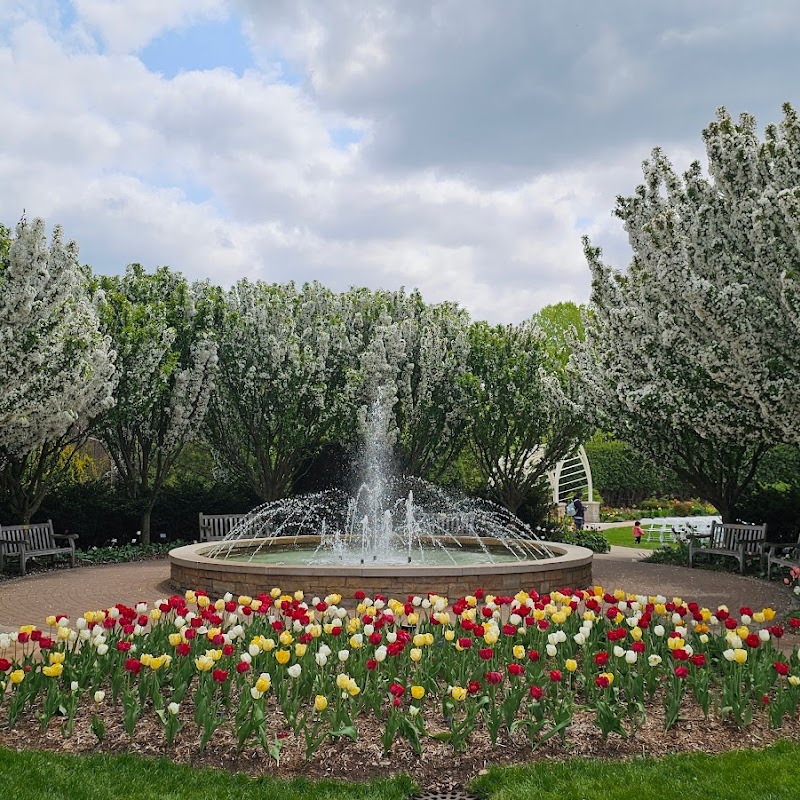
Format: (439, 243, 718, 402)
(205, 280, 356, 502)
(94, 265, 217, 543)
(466, 320, 587, 514)
(346, 289, 472, 479)
(0, 218, 116, 522)
(575, 104, 800, 520)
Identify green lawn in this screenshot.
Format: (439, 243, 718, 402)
(471, 741, 800, 800)
(0, 748, 413, 800)
(3, 742, 799, 800)
(598, 524, 666, 550)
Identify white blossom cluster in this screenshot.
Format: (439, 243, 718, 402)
(574, 104, 800, 516)
(0, 219, 116, 458)
(92, 266, 218, 537)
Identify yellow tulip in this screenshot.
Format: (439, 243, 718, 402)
(483, 631, 498, 645)
(45, 615, 57, 627)
(10, 669, 24, 685)
(444, 630, 455, 642)
(551, 611, 567, 625)
(270, 587, 281, 599)
(450, 686, 467, 701)
(407, 612, 419, 626)
(413, 634, 426, 647)
(57, 627, 71, 641)
(184, 590, 197, 605)
(169, 633, 183, 647)
(314, 695, 328, 712)
(49, 651, 66, 665)
(736, 626, 750, 639)
(261, 638, 276, 652)
(210, 649, 222, 662)
(565, 659, 578, 673)
(411, 685, 425, 700)
(279, 630, 293, 646)
(295, 643, 308, 658)
(140, 653, 153, 667)
(275, 649, 290, 665)
(43, 663, 63, 677)
(255, 674, 272, 692)
(346, 679, 360, 696)
(238, 595, 253, 607)
(788, 676, 800, 687)
(512, 644, 525, 660)
(195, 655, 214, 671)
(336, 673, 351, 690)
(601, 671, 615, 685)
(763, 608, 776, 622)
(410, 648, 422, 662)
(733, 649, 748, 664)
(197, 595, 210, 609)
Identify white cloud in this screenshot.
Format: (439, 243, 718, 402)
(73, 0, 227, 53)
(0, 2, 798, 323)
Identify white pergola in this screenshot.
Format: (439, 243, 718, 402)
(547, 445, 593, 504)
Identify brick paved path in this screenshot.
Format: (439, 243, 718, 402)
(0, 547, 796, 633)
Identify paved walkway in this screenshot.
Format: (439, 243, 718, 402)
(0, 546, 796, 633)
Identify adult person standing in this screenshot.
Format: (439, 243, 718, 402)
(572, 494, 585, 530)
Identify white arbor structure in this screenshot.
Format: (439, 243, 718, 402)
(547, 445, 594, 505)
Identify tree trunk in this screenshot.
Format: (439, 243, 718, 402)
(139, 508, 152, 546)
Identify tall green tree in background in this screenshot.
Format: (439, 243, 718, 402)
(94, 265, 217, 543)
(535, 301, 585, 369)
(0, 219, 116, 522)
(465, 320, 586, 514)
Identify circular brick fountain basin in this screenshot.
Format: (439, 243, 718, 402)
(169, 536, 593, 599)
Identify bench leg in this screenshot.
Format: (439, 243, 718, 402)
(69, 550, 76, 568)
(19, 554, 27, 576)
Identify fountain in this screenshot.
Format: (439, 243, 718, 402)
(170, 398, 592, 598)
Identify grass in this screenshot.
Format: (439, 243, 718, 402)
(4, 742, 800, 800)
(598, 525, 666, 550)
(470, 740, 800, 800)
(0, 747, 414, 800)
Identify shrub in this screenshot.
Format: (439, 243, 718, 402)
(737, 481, 800, 543)
(584, 434, 694, 507)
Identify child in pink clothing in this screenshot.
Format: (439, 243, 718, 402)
(632, 521, 644, 545)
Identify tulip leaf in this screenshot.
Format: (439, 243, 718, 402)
(330, 725, 358, 742)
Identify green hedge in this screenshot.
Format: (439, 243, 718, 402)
(737, 481, 800, 542)
(584, 434, 693, 506)
(1, 480, 260, 548)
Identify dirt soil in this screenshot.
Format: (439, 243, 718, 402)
(2, 697, 800, 791)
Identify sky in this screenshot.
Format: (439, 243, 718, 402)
(1, 1, 798, 323)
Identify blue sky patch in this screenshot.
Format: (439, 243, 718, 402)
(138, 14, 253, 78)
(329, 126, 364, 150)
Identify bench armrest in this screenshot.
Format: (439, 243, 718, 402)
(52, 533, 78, 541)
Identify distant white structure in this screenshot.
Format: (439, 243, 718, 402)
(547, 446, 599, 523)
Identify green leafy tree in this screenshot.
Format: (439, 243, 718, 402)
(535, 301, 585, 369)
(465, 320, 587, 514)
(94, 265, 217, 543)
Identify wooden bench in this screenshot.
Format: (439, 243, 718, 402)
(198, 513, 246, 542)
(0, 520, 77, 575)
(766, 534, 800, 581)
(688, 521, 767, 573)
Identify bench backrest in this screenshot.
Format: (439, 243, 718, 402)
(198, 513, 246, 542)
(0, 521, 56, 554)
(711, 521, 767, 549)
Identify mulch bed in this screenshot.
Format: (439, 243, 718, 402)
(2, 698, 799, 790)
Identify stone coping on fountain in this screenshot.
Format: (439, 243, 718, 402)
(169, 538, 593, 599)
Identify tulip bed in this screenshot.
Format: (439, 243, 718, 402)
(1, 585, 800, 775)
